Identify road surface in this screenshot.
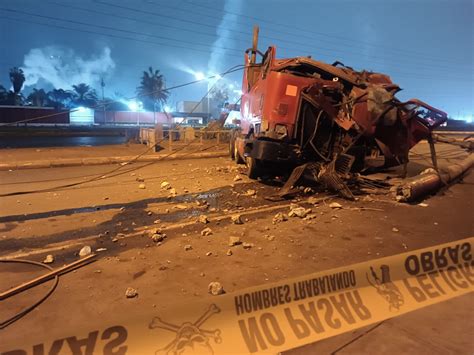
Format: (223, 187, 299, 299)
(0, 141, 472, 353)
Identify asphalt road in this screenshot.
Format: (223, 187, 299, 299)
(0, 142, 472, 353)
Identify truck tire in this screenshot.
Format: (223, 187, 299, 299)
(234, 142, 245, 164)
(229, 131, 235, 160)
(247, 156, 263, 179)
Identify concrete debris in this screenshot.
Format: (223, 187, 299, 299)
(231, 214, 243, 224)
(112, 238, 119, 243)
(138, 183, 146, 189)
(201, 227, 213, 236)
(79, 245, 92, 257)
(303, 187, 314, 194)
(272, 212, 288, 224)
(226, 249, 233, 256)
(245, 189, 257, 197)
(418, 203, 429, 207)
(161, 181, 171, 189)
(96, 248, 107, 252)
(147, 211, 153, 216)
(151, 233, 166, 243)
(208, 281, 225, 296)
(43, 254, 54, 264)
(307, 196, 320, 204)
(174, 204, 188, 210)
(206, 251, 213, 256)
(198, 215, 209, 224)
(125, 287, 138, 298)
(303, 214, 318, 220)
(184, 244, 193, 251)
(242, 242, 254, 249)
(265, 235, 276, 241)
(233, 175, 242, 182)
(169, 188, 177, 196)
(329, 202, 343, 209)
(228, 236, 242, 246)
(392, 227, 400, 233)
(153, 219, 161, 224)
(288, 205, 312, 218)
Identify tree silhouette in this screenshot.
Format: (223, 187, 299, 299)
(27, 88, 48, 107)
(136, 67, 169, 111)
(71, 83, 98, 107)
(48, 88, 72, 109)
(9, 67, 25, 105)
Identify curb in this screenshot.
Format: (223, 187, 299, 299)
(0, 151, 229, 171)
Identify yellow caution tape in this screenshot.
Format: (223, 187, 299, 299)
(2, 237, 473, 354)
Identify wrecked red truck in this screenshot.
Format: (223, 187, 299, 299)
(229, 27, 448, 199)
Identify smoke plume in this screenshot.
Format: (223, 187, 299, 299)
(22, 46, 115, 89)
(207, 0, 242, 74)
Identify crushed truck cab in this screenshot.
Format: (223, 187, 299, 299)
(230, 27, 447, 196)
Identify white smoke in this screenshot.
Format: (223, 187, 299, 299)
(207, 0, 242, 74)
(21, 46, 115, 89)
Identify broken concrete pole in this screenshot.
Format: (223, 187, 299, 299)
(396, 155, 473, 202)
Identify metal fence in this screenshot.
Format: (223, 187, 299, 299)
(139, 127, 232, 150)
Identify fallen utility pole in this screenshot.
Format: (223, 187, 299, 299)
(0, 254, 96, 301)
(396, 155, 473, 202)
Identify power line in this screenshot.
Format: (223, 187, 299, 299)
(0, 8, 243, 56)
(0, 15, 241, 60)
(179, 0, 471, 67)
(95, 0, 471, 75)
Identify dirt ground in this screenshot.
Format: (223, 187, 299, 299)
(0, 141, 472, 353)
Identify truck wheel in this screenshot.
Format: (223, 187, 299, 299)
(247, 156, 263, 179)
(234, 143, 245, 164)
(229, 132, 235, 160)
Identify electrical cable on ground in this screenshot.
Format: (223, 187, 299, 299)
(0, 259, 58, 329)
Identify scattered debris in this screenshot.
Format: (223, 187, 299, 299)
(198, 215, 209, 224)
(151, 233, 166, 243)
(233, 175, 242, 182)
(169, 188, 177, 196)
(245, 189, 257, 197)
(43, 254, 54, 264)
(231, 214, 243, 224)
(184, 244, 193, 251)
(201, 227, 213, 236)
(272, 212, 288, 224)
(229, 236, 242, 246)
(392, 227, 400, 233)
(147, 211, 153, 216)
(79, 246, 92, 257)
(329, 202, 343, 209)
(112, 238, 119, 243)
(174, 204, 188, 210)
(418, 203, 429, 207)
(265, 235, 276, 241)
(125, 287, 138, 298)
(96, 248, 107, 252)
(288, 205, 312, 218)
(242, 242, 254, 249)
(205, 251, 213, 256)
(138, 183, 146, 189)
(160, 181, 171, 189)
(226, 249, 233, 256)
(208, 282, 225, 295)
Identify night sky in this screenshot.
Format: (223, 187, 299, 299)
(0, 0, 472, 119)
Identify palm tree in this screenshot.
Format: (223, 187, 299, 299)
(9, 67, 25, 105)
(71, 83, 98, 107)
(48, 88, 72, 109)
(27, 88, 48, 107)
(136, 67, 169, 111)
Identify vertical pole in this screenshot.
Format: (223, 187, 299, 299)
(169, 129, 173, 151)
(217, 131, 220, 145)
